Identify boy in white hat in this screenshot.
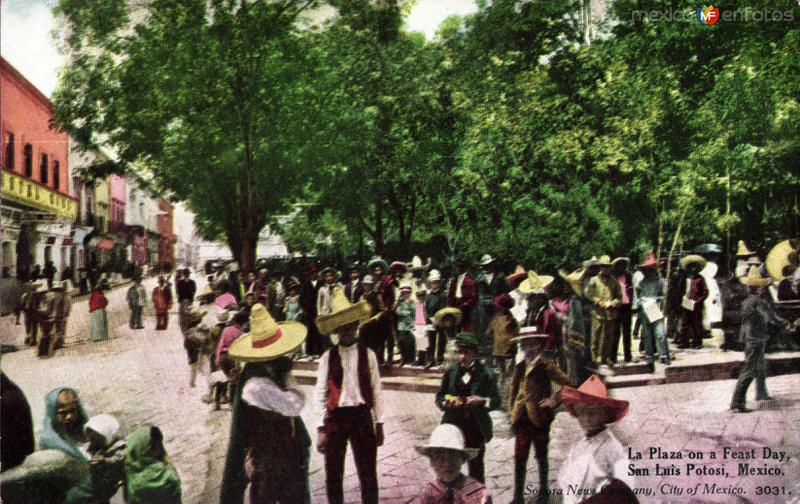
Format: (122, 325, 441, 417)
(416, 424, 490, 504)
(65, 414, 126, 503)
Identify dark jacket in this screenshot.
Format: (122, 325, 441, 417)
(435, 361, 501, 443)
(424, 289, 448, 324)
(176, 278, 197, 303)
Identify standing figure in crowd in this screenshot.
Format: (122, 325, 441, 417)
(425, 269, 450, 368)
(449, 258, 478, 332)
(220, 303, 311, 503)
(89, 285, 109, 342)
(611, 258, 634, 365)
(474, 255, 510, 362)
(380, 261, 405, 366)
(317, 267, 343, 319)
(557, 375, 638, 504)
(344, 263, 364, 303)
(416, 424, 490, 504)
(677, 255, 709, 349)
(559, 268, 593, 386)
(127, 278, 147, 330)
(509, 328, 570, 504)
(22, 280, 44, 347)
(179, 300, 207, 388)
(520, 272, 561, 359)
(585, 256, 622, 366)
(488, 293, 518, 397)
(730, 267, 795, 412)
(414, 287, 429, 366)
(314, 291, 383, 504)
(283, 278, 303, 322)
(435, 332, 501, 484)
(124, 425, 182, 504)
(635, 252, 670, 365)
(152, 276, 173, 331)
(36, 282, 59, 357)
(176, 268, 196, 303)
(359, 274, 385, 362)
(43, 260, 57, 288)
(735, 240, 758, 277)
(300, 264, 322, 357)
(52, 280, 72, 351)
(394, 281, 417, 366)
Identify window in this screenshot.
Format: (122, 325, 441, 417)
(40, 154, 49, 184)
(24, 144, 33, 177)
(53, 161, 60, 190)
(4, 133, 14, 170)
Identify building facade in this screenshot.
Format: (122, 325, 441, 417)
(157, 198, 175, 272)
(1, 57, 77, 279)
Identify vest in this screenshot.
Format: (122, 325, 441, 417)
(326, 343, 373, 413)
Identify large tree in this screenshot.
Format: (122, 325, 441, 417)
(53, 0, 322, 270)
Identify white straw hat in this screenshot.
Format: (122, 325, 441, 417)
(414, 424, 478, 459)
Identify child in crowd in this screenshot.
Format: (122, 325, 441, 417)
(556, 375, 638, 504)
(416, 423, 491, 504)
(414, 289, 429, 365)
(124, 425, 182, 504)
(65, 414, 126, 504)
(395, 282, 417, 366)
(283, 279, 303, 322)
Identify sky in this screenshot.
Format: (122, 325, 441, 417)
(0, 0, 477, 99)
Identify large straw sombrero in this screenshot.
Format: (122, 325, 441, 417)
(739, 266, 773, 288)
(315, 289, 372, 335)
(228, 304, 307, 362)
(517, 271, 554, 295)
(561, 375, 629, 423)
(433, 307, 462, 327)
(638, 251, 658, 269)
(765, 239, 799, 281)
(479, 254, 497, 267)
(736, 240, 756, 257)
(679, 255, 707, 271)
(595, 255, 613, 267)
(558, 268, 586, 296)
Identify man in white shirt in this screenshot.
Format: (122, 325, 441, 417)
(315, 296, 384, 504)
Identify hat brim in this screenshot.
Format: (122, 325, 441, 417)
(510, 333, 548, 343)
(612, 257, 629, 266)
(414, 445, 479, 460)
(316, 300, 373, 335)
(561, 386, 629, 423)
(740, 276, 773, 288)
(680, 255, 707, 271)
(433, 307, 462, 326)
(228, 322, 307, 362)
(517, 275, 554, 294)
(368, 260, 389, 271)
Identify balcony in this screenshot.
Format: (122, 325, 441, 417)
(1, 169, 77, 220)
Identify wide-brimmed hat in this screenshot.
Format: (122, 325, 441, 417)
(493, 293, 515, 311)
(479, 254, 496, 267)
(315, 288, 372, 335)
(507, 265, 526, 289)
(740, 266, 773, 288)
(399, 280, 414, 292)
(427, 269, 442, 282)
(517, 271, 554, 295)
(736, 240, 756, 257)
(415, 424, 478, 460)
(559, 268, 586, 296)
(679, 255, 707, 271)
(766, 239, 799, 281)
(612, 257, 629, 268)
(746, 256, 762, 266)
(348, 261, 362, 272)
(362, 274, 376, 285)
(368, 258, 388, 271)
(320, 266, 340, 278)
(228, 304, 307, 362)
(638, 250, 659, 269)
(455, 332, 479, 349)
(561, 374, 629, 424)
(433, 307, 462, 327)
(408, 255, 425, 271)
(582, 256, 599, 268)
(389, 261, 407, 273)
(595, 255, 612, 267)
(510, 325, 548, 343)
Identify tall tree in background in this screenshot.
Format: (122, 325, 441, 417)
(52, 0, 321, 270)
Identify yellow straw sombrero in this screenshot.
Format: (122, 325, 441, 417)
(433, 307, 462, 327)
(315, 289, 373, 335)
(228, 304, 307, 362)
(517, 271, 554, 295)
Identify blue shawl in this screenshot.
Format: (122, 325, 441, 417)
(39, 387, 89, 462)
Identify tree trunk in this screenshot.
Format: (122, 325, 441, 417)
(240, 230, 258, 272)
(374, 197, 384, 255)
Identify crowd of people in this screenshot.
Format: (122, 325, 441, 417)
(2, 239, 797, 503)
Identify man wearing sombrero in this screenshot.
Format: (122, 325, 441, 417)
(556, 375, 638, 504)
(558, 267, 594, 386)
(220, 304, 312, 503)
(435, 332, 501, 484)
(677, 255, 709, 349)
(508, 327, 571, 504)
(448, 257, 478, 332)
(634, 251, 670, 365)
(730, 267, 795, 413)
(475, 254, 510, 362)
(299, 264, 322, 357)
(585, 256, 622, 366)
(313, 290, 384, 504)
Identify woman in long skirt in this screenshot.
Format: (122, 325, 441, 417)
(89, 287, 109, 342)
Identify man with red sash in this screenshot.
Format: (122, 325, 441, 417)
(314, 290, 384, 504)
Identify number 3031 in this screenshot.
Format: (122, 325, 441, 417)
(755, 486, 787, 496)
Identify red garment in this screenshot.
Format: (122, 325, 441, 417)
(377, 275, 397, 309)
(448, 273, 478, 331)
(532, 306, 562, 351)
(325, 343, 373, 414)
(152, 285, 172, 313)
(419, 476, 490, 504)
(680, 275, 709, 306)
(88, 290, 108, 312)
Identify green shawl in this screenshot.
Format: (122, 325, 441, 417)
(124, 426, 182, 504)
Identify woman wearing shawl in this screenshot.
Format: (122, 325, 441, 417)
(40, 387, 89, 461)
(89, 287, 109, 342)
(220, 304, 311, 504)
(124, 425, 182, 504)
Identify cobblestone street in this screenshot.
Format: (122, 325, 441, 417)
(2, 280, 799, 503)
